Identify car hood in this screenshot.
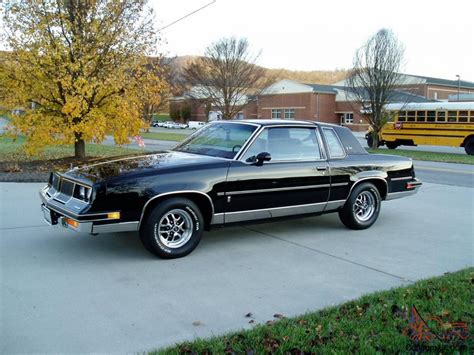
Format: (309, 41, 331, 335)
(63, 150, 227, 183)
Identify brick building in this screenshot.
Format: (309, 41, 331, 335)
(170, 74, 474, 131)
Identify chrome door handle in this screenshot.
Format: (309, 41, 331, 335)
(315, 166, 327, 171)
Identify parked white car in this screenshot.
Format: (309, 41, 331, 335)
(188, 121, 207, 130)
(163, 121, 180, 129)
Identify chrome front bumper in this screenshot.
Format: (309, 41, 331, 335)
(40, 187, 138, 234)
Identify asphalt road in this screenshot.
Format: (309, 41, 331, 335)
(1, 180, 473, 353)
(414, 160, 474, 187)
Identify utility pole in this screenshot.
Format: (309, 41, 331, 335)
(456, 74, 460, 101)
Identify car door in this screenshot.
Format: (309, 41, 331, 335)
(223, 125, 330, 223)
(320, 126, 352, 210)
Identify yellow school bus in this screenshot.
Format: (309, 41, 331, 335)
(373, 102, 474, 155)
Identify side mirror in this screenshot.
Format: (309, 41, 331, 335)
(255, 152, 271, 166)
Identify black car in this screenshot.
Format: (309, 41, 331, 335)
(40, 120, 422, 258)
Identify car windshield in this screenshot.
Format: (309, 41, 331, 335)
(173, 122, 257, 159)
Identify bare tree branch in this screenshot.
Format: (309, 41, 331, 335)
(345, 29, 408, 148)
(183, 37, 273, 120)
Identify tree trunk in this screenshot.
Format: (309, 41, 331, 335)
(371, 131, 379, 149)
(74, 134, 86, 158)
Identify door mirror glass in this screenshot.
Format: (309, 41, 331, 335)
(255, 152, 271, 166)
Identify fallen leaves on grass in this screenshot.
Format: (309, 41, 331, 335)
(3, 163, 22, 172)
(262, 336, 280, 352)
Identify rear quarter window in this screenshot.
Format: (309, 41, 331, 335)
(332, 126, 368, 155)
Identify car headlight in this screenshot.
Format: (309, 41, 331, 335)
(74, 185, 92, 202)
(78, 186, 86, 199)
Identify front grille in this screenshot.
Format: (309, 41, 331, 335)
(55, 179, 75, 203)
(51, 173, 60, 190)
(48, 173, 92, 204)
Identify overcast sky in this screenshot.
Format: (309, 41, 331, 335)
(151, 0, 474, 82)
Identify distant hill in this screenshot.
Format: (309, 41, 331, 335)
(267, 67, 349, 85)
(166, 55, 349, 87)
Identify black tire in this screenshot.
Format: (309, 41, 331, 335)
(464, 136, 474, 155)
(366, 135, 380, 148)
(338, 182, 381, 230)
(385, 141, 398, 150)
(139, 197, 204, 259)
(366, 135, 374, 148)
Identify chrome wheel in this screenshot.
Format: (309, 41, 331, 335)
(353, 191, 376, 222)
(157, 209, 193, 249)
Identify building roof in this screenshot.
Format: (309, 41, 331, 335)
(261, 79, 337, 95)
(334, 86, 436, 103)
(176, 85, 249, 105)
(408, 74, 474, 89)
(303, 83, 337, 94)
(334, 73, 474, 89)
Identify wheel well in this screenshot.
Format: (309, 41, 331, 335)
(461, 134, 474, 147)
(352, 179, 388, 200)
(140, 192, 214, 230)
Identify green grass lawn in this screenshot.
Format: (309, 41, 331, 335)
(152, 113, 171, 121)
(156, 268, 473, 354)
(141, 131, 188, 142)
(368, 148, 474, 165)
(0, 135, 140, 162)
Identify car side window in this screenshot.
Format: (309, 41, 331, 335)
(242, 127, 322, 162)
(322, 127, 345, 158)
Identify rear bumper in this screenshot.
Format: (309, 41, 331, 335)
(385, 178, 422, 200)
(39, 186, 138, 234)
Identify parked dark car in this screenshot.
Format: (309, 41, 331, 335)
(40, 120, 422, 258)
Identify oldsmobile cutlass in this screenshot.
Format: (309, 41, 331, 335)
(40, 120, 422, 258)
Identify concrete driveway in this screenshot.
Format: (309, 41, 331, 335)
(0, 182, 472, 353)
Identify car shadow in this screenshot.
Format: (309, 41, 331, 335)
(40, 212, 387, 261)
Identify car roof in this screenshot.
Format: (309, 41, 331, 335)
(211, 119, 347, 130)
(229, 119, 317, 126)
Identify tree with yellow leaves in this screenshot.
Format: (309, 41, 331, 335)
(0, 0, 165, 158)
(139, 56, 171, 127)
